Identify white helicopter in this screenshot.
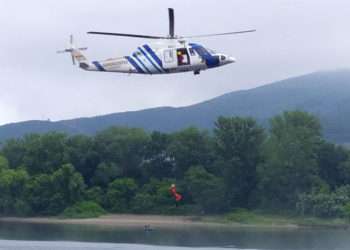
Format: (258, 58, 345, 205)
(58, 8, 255, 75)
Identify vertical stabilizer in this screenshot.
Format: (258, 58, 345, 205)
(57, 35, 89, 69)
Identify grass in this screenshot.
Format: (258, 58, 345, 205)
(55, 202, 350, 228)
(197, 209, 349, 228)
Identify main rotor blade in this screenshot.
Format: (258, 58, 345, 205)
(183, 29, 256, 38)
(169, 8, 175, 38)
(88, 31, 167, 39)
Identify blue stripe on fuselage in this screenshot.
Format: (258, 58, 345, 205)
(143, 45, 165, 71)
(92, 61, 106, 71)
(138, 47, 162, 73)
(133, 53, 152, 74)
(125, 56, 144, 73)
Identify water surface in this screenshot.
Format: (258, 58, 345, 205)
(0, 240, 235, 250)
(0, 221, 349, 250)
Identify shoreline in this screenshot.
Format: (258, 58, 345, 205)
(0, 215, 226, 229)
(0, 214, 302, 230)
(0, 214, 340, 230)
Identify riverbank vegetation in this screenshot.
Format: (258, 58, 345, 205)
(1, 111, 350, 221)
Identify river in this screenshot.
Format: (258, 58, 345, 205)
(0, 221, 349, 250)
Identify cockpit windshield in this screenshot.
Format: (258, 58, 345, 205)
(206, 48, 217, 54)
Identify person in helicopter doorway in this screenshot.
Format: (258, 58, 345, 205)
(176, 49, 189, 66)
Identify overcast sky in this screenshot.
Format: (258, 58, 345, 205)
(0, 0, 349, 125)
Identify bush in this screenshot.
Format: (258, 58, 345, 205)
(130, 179, 176, 214)
(105, 178, 138, 212)
(296, 185, 350, 218)
(62, 201, 106, 218)
(131, 193, 155, 213)
(85, 186, 104, 206)
(342, 203, 350, 221)
(225, 209, 259, 224)
(13, 199, 32, 217)
(185, 166, 227, 214)
(0, 156, 9, 171)
(141, 179, 175, 205)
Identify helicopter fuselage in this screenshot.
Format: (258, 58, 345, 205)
(80, 40, 235, 75)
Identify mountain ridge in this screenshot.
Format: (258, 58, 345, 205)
(1, 70, 350, 143)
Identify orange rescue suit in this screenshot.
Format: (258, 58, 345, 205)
(170, 185, 182, 202)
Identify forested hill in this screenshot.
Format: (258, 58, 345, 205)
(1, 70, 350, 143)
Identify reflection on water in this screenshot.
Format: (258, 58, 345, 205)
(0, 221, 349, 250)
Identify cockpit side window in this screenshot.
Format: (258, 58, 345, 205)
(194, 46, 208, 56)
(207, 48, 217, 54)
(189, 48, 196, 56)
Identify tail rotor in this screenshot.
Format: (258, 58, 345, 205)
(57, 35, 88, 65)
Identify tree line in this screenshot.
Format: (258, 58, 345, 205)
(1, 110, 350, 218)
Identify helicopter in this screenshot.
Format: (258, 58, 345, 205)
(58, 8, 255, 75)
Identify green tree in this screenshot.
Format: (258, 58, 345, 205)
(131, 193, 156, 213)
(168, 127, 213, 178)
(91, 162, 122, 187)
(214, 116, 265, 208)
(131, 178, 176, 213)
(26, 164, 86, 215)
(85, 186, 104, 206)
(94, 127, 150, 180)
(142, 132, 174, 180)
(65, 135, 100, 186)
(142, 179, 175, 207)
(0, 167, 29, 215)
(25, 174, 54, 215)
(1, 139, 25, 168)
(105, 178, 138, 212)
(258, 111, 323, 209)
(22, 133, 68, 174)
(317, 142, 350, 189)
(0, 155, 9, 171)
(50, 164, 86, 211)
(185, 166, 227, 213)
(297, 185, 350, 218)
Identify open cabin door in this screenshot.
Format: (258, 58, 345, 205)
(162, 49, 177, 69)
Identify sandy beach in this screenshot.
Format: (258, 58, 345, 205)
(0, 214, 305, 230)
(0, 214, 228, 229)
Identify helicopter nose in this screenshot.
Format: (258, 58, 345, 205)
(220, 55, 236, 65)
(228, 56, 236, 63)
